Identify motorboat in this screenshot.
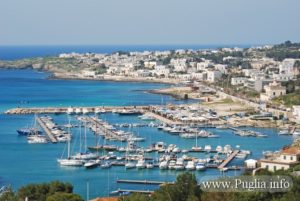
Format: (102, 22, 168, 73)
(136, 159, 146, 169)
(196, 162, 206, 171)
(100, 161, 112, 169)
(125, 162, 136, 169)
(84, 160, 99, 168)
(185, 161, 195, 170)
(174, 158, 185, 170)
(168, 160, 176, 170)
(159, 161, 168, 170)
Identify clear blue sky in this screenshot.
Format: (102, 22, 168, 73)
(1, 0, 300, 45)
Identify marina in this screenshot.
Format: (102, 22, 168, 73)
(0, 69, 295, 199)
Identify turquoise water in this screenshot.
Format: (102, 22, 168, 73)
(0, 69, 293, 199)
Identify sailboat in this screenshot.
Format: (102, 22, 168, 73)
(17, 114, 42, 136)
(124, 141, 136, 169)
(57, 117, 83, 166)
(191, 132, 201, 152)
(72, 119, 98, 160)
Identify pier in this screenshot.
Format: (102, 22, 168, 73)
(36, 116, 58, 143)
(116, 179, 174, 185)
(218, 150, 239, 169)
(111, 189, 154, 195)
(5, 106, 149, 115)
(146, 111, 183, 125)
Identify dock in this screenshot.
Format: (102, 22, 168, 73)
(116, 179, 174, 185)
(110, 189, 154, 195)
(86, 116, 127, 141)
(5, 106, 149, 115)
(146, 111, 183, 125)
(36, 116, 58, 143)
(218, 150, 239, 169)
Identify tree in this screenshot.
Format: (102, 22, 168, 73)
(152, 172, 201, 201)
(0, 188, 18, 201)
(46, 192, 83, 201)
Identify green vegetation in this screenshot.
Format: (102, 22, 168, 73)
(266, 41, 300, 61)
(122, 170, 300, 201)
(273, 89, 300, 107)
(0, 181, 83, 201)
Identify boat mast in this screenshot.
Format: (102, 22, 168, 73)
(67, 116, 71, 159)
(84, 119, 87, 153)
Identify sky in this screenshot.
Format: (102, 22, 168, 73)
(1, 0, 300, 45)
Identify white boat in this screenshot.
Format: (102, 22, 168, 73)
(168, 160, 176, 170)
(191, 146, 202, 152)
(185, 161, 195, 170)
(293, 130, 300, 135)
(174, 158, 185, 170)
(146, 162, 154, 169)
(75, 108, 82, 114)
(82, 108, 89, 114)
(216, 145, 223, 153)
(159, 161, 168, 170)
(196, 162, 206, 171)
(236, 153, 247, 159)
(100, 161, 112, 169)
(84, 160, 99, 168)
(136, 159, 146, 169)
(180, 133, 196, 139)
(129, 137, 146, 142)
(27, 135, 48, 144)
(125, 162, 136, 169)
(58, 119, 83, 167)
(278, 129, 290, 135)
(72, 152, 98, 160)
(204, 145, 212, 152)
(67, 107, 75, 115)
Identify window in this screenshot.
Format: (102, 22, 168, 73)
(291, 156, 293, 160)
(274, 166, 276, 171)
(284, 156, 286, 160)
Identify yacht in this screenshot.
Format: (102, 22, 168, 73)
(146, 162, 154, 169)
(204, 145, 212, 152)
(67, 107, 75, 115)
(125, 161, 136, 169)
(136, 159, 146, 169)
(216, 145, 223, 153)
(27, 135, 48, 144)
(84, 160, 99, 168)
(75, 108, 82, 114)
(174, 158, 185, 170)
(196, 162, 206, 171)
(168, 160, 176, 170)
(159, 161, 168, 170)
(278, 129, 290, 135)
(185, 161, 195, 170)
(100, 161, 112, 169)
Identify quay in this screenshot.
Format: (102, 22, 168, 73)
(5, 106, 149, 115)
(86, 116, 127, 141)
(146, 112, 183, 125)
(36, 116, 58, 143)
(110, 189, 154, 195)
(116, 179, 174, 185)
(218, 150, 239, 169)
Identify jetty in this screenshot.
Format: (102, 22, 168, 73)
(110, 189, 154, 195)
(146, 111, 183, 125)
(5, 106, 149, 115)
(218, 150, 239, 169)
(36, 116, 58, 143)
(116, 179, 174, 185)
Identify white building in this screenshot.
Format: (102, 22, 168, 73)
(293, 106, 300, 123)
(260, 80, 286, 102)
(207, 71, 222, 83)
(214, 64, 228, 74)
(231, 77, 247, 85)
(260, 147, 300, 172)
(279, 59, 296, 77)
(153, 65, 170, 77)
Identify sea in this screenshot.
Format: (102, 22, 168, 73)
(0, 45, 292, 199)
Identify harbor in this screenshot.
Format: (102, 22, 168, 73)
(0, 69, 295, 199)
